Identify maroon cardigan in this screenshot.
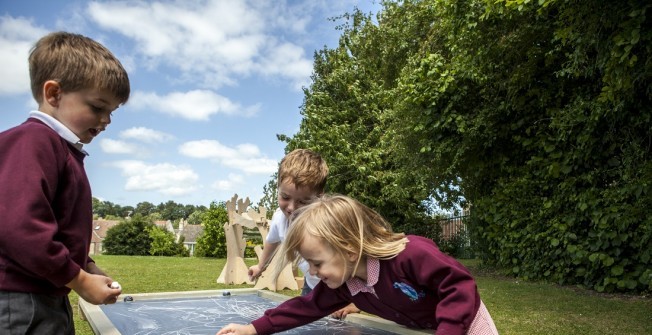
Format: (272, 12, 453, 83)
(251, 235, 481, 335)
(0, 118, 93, 296)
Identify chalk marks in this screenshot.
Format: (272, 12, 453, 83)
(100, 294, 398, 335)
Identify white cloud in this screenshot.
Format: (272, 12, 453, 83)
(85, 0, 313, 89)
(179, 139, 235, 159)
(236, 143, 261, 156)
(119, 127, 174, 143)
(224, 157, 280, 174)
(111, 160, 199, 196)
(128, 90, 259, 121)
(99, 138, 139, 154)
(212, 173, 245, 191)
(257, 42, 313, 90)
(179, 140, 277, 174)
(0, 16, 48, 96)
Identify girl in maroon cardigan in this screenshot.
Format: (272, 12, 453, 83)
(217, 194, 498, 335)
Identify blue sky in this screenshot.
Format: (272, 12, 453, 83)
(0, 0, 380, 207)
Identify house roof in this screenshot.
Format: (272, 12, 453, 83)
(153, 220, 168, 228)
(179, 224, 203, 243)
(91, 220, 120, 243)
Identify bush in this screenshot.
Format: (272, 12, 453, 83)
(148, 226, 189, 257)
(103, 214, 154, 255)
(438, 230, 473, 259)
(195, 201, 228, 258)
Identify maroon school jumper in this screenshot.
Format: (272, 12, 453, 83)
(0, 118, 93, 296)
(251, 235, 481, 335)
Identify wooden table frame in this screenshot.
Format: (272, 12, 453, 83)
(79, 288, 429, 335)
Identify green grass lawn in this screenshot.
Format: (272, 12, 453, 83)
(71, 256, 651, 335)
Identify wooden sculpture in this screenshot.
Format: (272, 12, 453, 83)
(216, 194, 298, 291)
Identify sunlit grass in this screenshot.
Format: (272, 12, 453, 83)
(71, 256, 651, 335)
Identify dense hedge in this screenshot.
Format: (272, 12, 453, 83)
(281, 0, 651, 293)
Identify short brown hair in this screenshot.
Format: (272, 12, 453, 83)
(29, 31, 130, 104)
(278, 149, 329, 193)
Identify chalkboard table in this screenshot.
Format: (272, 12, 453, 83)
(79, 288, 429, 335)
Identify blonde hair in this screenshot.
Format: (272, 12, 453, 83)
(278, 149, 329, 193)
(29, 31, 130, 105)
(274, 194, 407, 281)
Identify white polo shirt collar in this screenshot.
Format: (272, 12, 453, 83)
(29, 111, 88, 156)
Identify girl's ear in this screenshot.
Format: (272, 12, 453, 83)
(43, 80, 61, 107)
(346, 251, 358, 262)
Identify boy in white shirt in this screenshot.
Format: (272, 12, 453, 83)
(248, 149, 359, 318)
(248, 149, 327, 295)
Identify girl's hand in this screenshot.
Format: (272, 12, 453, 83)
(216, 323, 256, 335)
(330, 303, 361, 319)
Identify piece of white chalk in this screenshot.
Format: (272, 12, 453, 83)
(110, 281, 121, 289)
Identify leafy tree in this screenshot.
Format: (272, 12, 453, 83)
(93, 198, 122, 218)
(186, 209, 205, 225)
(183, 204, 198, 218)
(195, 201, 228, 258)
(279, 7, 439, 238)
(157, 200, 186, 221)
(147, 212, 163, 222)
(147, 226, 189, 257)
(386, 0, 650, 292)
(92, 197, 102, 218)
(257, 172, 278, 219)
(121, 205, 135, 218)
(134, 201, 156, 217)
(103, 214, 154, 255)
(278, 0, 650, 293)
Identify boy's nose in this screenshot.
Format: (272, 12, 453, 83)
(287, 200, 299, 213)
(101, 113, 112, 125)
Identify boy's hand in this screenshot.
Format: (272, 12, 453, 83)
(86, 261, 107, 276)
(248, 265, 263, 282)
(216, 323, 256, 335)
(66, 270, 122, 305)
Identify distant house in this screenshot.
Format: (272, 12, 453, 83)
(89, 218, 204, 256)
(154, 220, 174, 232)
(176, 221, 203, 256)
(89, 220, 120, 255)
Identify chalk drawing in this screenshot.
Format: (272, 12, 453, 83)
(100, 294, 400, 335)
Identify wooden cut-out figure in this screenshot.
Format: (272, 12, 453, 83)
(217, 194, 298, 291)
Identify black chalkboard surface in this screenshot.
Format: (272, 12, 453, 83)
(99, 293, 401, 335)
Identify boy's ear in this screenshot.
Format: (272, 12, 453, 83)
(43, 80, 61, 107)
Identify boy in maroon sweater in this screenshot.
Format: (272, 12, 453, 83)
(0, 31, 130, 334)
